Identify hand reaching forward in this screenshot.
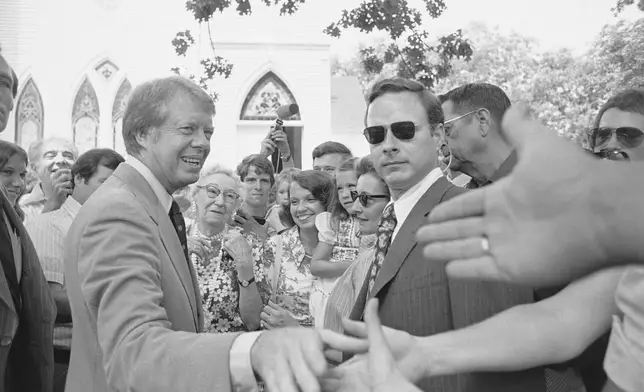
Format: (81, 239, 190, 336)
(320, 299, 426, 392)
(250, 326, 374, 392)
(417, 104, 642, 287)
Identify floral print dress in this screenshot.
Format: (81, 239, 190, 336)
(310, 213, 361, 328)
(262, 226, 316, 327)
(190, 226, 271, 333)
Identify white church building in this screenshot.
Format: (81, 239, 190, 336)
(0, 0, 370, 169)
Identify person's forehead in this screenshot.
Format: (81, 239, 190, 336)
(290, 181, 310, 195)
(315, 153, 345, 166)
(5, 154, 26, 168)
(42, 140, 74, 154)
(0, 56, 11, 81)
(366, 91, 427, 126)
(201, 172, 236, 189)
(357, 173, 383, 191)
(599, 108, 644, 129)
(441, 101, 461, 119)
(245, 165, 271, 179)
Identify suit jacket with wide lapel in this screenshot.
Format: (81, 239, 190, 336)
(115, 164, 202, 330)
(0, 190, 56, 392)
(348, 177, 546, 392)
(65, 163, 239, 392)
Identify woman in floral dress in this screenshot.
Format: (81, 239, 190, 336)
(259, 170, 336, 329)
(187, 165, 271, 333)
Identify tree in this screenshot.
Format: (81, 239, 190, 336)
(172, 0, 473, 100)
(613, 0, 644, 14)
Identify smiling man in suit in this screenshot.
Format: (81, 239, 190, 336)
(0, 51, 57, 392)
(64, 75, 344, 392)
(327, 78, 544, 392)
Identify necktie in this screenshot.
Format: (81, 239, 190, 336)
(169, 201, 190, 264)
(366, 203, 397, 296)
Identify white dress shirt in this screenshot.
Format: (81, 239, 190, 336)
(127, 156, 262, 392)
(390, 167, 443, 241)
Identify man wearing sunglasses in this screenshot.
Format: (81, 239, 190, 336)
(439, 83, 516, 189)
(589, 89, 644, 161)
(332, 78, 547, 392)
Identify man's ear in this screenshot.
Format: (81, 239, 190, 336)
(74, 174, 85, 186)
(478, 109, 492, 137)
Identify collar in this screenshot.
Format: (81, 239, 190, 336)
(21, 182, 47, 205)
(468, 150, 517, 189)
(61, 196, 82, 219)
(126, 156, 174, 214)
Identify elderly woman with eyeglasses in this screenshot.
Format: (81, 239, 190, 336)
(187, 165, 270, 333)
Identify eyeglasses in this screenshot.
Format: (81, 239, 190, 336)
(197, 184, 240, 204)
(589, 127, 644, 149)
(443, 109, 482, 137)
(363, 121, 425, 145)
(350, 190, 389, 207)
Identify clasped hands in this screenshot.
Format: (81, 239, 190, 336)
(251, 299, 424, 392)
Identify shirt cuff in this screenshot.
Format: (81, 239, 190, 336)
(230, 331, 263, 392)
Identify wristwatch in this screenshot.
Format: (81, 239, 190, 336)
(238, 277, 255, 288)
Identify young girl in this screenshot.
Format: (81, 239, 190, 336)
(265, 168, 299, 235)
(309, 157, 361, 329)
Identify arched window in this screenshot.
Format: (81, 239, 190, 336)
(14, 77, 44, 150)
(240, 72, 301, 121)
(72, 78, 100, 153)
(112, 78, 131, 155)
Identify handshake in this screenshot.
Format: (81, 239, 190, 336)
(250, 299, 424, 392)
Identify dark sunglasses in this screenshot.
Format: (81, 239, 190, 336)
(363, 121, 422, 145)
(350, 190, 389, 207)
(589, 126, 644, 149)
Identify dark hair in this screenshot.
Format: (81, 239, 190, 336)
(311, 141, 352, 161)
(11, 68, 18, 99)
(0, 141, 28, 219)
(236, 154, 275, 186)
(282, 170, 335, 228)
(122, 76, 215, 156)
(594, 88, 644, 128)
(438, 83, 511, 126)
(329, 157, 358, 222)
(356, 155, 389, 194)
(71, 148, 124, 186)
(366, 78, 444, 125)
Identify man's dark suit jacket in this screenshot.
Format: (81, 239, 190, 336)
(0, 189, 56, 392)
(349, 176, 546, 392)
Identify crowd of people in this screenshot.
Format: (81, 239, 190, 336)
(0, 46, 642, 392)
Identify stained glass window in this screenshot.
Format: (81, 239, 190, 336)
(72, 78, 100, 153)
(112, 78, 132, 155)
(15, 78, 44, 150)
(240, 72, 301, 121)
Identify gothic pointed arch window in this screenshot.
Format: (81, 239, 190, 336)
(240, 72, 301, 121)
(72, 78, 100, 154)
(15, 78, 44, 150)
(112, 78, 131, 155)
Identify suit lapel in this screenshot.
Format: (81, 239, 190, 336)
(369, 177, 451, 299)
(114, 164, 200, 330)
(157, 214, 199, 329)
(0, 196, 18, 314)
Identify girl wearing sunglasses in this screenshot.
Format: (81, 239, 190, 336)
(310, 157, 362, 329)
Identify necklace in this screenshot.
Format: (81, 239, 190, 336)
(193, 225, 228, 266)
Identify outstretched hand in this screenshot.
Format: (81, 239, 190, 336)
(416, 104, 628, 287)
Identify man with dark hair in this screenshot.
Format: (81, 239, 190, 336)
(589, 88, 644, 161)
(439, 83, 515, 189)
(312, 141, 352, 174)
(26, 148, 124, 392)
(0, 51, 57, 392)
(235, 154, 277, 238)
(329, 78, 543, 392)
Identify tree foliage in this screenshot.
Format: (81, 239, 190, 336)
(173, 0, 473, 100)
(613, 0, 644, 14)
(336, 19, 644, 145)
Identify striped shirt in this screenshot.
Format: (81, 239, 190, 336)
(19, 182, 48, 224)
(25, 196, 81, 349)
